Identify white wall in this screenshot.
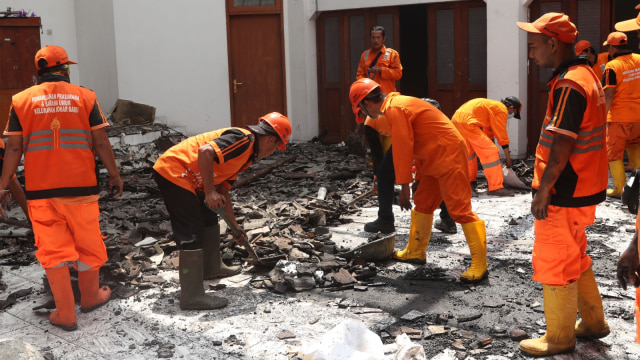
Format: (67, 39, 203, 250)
(111, 0, 230, 136)
(486, 0, 530, 159)
(1, 0, 80, 85)
(283, 0, 319, 142)
(74, 0, 118, 112)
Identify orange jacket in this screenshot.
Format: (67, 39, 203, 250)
(451, 98, 510, 146)
(532, 58, 607, 207)
(381, 92, 465, 185)
(603, 52, 640, 123)
(6, 79, 108, 199)
(356, 45, 402, 94)
(593, 52, 609, 82)
(153, 128, 257, 194)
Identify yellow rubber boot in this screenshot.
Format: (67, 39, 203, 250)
(393, 210, 432, 263)
(519, 283, 578, 357)
(626, 144, 640, 171)
(575, 267, 610, 339)
(460, 220, 488, 283)
(607, 160, 626, 198)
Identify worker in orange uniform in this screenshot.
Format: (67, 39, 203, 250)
(153, 113, 291, 310)
(601, 32, 640, 198)
(615, 5, 640, 346)
(356, 25, 402, 234)
(616, 8, 640, 171)
(575, 40, 610, 82)
(349, 78, 487, 284)
(0, 138, 28, 218)
(451, 97, 521, 196)
(517, 13, 610, 356)
(0, 45, 123, 331)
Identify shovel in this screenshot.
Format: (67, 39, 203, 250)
(209, 206, 262, 265)
(338, 233, 396, 262)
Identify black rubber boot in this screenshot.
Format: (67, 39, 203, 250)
(364, 218, 395, 234)
(179, 249, 228, 310)
(202, 224, 241, 279)
(434, 218, 457, 234)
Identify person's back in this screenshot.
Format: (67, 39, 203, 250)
(605, 52, 640, 122)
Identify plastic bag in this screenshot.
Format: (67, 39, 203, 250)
(298, 319, 384, 360)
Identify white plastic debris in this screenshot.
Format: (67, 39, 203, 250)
(298, 319, 384, 360)
(134, 237, 158, 247)
(382, 333, 426, 360)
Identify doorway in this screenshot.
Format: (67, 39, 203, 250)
(226, 0, 286, 130)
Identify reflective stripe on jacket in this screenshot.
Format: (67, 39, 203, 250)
(9, 81, 105, 199)
(153, 128, 256, 194)
(532, 62, 608, 207)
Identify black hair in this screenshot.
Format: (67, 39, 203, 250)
(370, 25, 385, 37)
(363, 87, 385, 103)
(611, 44, 628, 51)
(37, 63, 70, 77)
(421, 98, 441, 110)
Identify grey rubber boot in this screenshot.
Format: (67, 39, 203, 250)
(202, 224, 241, 279)
(179, 249, 228, 310)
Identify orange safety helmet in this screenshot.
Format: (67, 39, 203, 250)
(259, 112, 292, 151)
(349, 79, 380, 123)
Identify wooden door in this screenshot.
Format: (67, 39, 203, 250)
(527, 0, 610, 155)
(226, 0, 285, 130)
(317, 8, 399, 143)
(427, 1, 487, 118)
(0, 17, 41, 132)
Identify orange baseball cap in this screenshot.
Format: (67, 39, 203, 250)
(615, 12, 640, 32)
(574, 40, 591, 55)
(34, 45, 77, 70)
(603, 32, 627, 46)
(517, 12, 578, 44)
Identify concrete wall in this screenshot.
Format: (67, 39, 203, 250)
(1, 0, 80, 85)
(74, 0, 118, 112)
(485, 0, 530, 159)
(283, 0, 319, 142)
(111, 0, 230, 136)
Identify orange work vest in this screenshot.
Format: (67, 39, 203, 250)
(532, 61, 608, 207)
(9, 81, 104, 199)
(153, 128, 256, 193)
(356, 45, 403, 94)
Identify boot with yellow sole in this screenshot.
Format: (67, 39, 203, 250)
(393, 210, 432, 263)
(575, 267, 610, 339)
(460, 220, 488, 283)
(519, 282, 578, 356)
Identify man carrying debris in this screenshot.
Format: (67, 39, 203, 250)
(356, 25, 402, 234)
(602, 31, 640, 198)
(0, 45, 123, 331)
(451, 97, 521, 197)
(517, 13, 610, 356)
(152, 113, 291, 310)
(349, 78, 488, 284)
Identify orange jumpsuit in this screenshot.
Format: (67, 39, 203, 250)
(451, 98, 510, 191)
(602, 51, 640, 161)
(593, 52, 609, 82)
(6, 77, 110, 269)
(382, 92, 478, 224)
(531, 57, 607, 286)
(356, 45, 402, 94)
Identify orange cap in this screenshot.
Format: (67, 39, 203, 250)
(34, 45, 77, 70)
(615, 12, 640, 32)
(517, 12, 578, 44)
(603, 32, 627, 46)
(574, 40, 591, 55)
